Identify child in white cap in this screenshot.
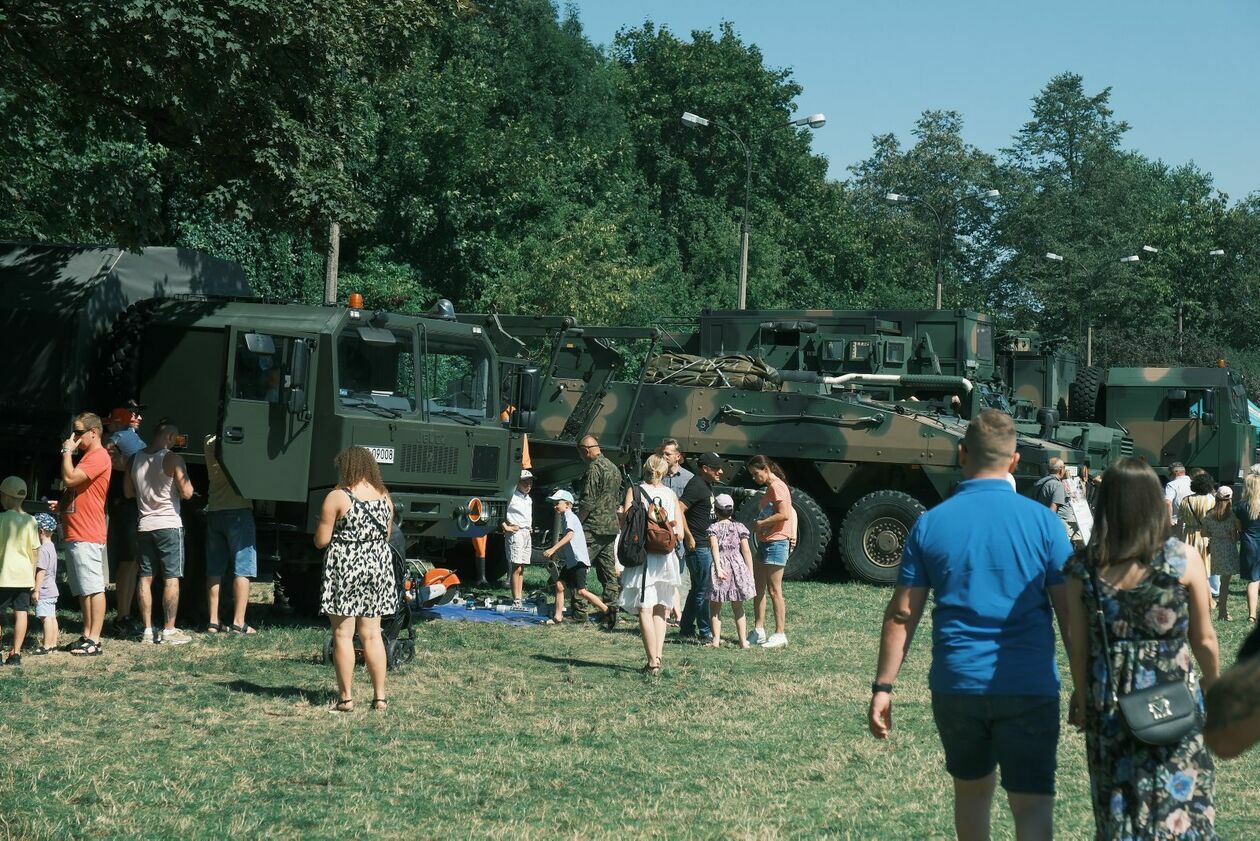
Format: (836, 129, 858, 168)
(706, 493, 756, 648)
(541, 489, 610, 625)
(0, 476, 39, 666)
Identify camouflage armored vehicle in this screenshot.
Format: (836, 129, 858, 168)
(463, 314, 1099, 585)
(0, 243, 532, 614)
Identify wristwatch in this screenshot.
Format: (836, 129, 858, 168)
(871, 681, 894, 695)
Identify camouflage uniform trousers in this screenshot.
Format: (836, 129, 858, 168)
(568, 533, 620, 620)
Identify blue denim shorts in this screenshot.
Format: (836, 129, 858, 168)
(206, 509, 258, 579)
(759, 539, 790, 566)
(34, 597, 58, 619)
(931, 693, 1060, 794)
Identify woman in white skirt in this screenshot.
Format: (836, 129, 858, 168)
(618, 454, 683, 674)
(503, 470, 534, 608)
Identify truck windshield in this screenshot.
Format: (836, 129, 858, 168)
(424, 336, 492, 420)
(337, 327, 417, 415)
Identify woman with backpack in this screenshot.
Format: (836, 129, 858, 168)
(617, 454, 683, 675)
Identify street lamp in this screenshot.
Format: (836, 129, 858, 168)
(1044, 251, 1146, 365)
(681, 110, 826, 309)
(885, 188, 1001, 309)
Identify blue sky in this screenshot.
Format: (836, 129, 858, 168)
(569, 0, 1259, 201)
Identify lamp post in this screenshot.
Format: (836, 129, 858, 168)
(885, 188, 1000, 310)
(682, 110, 826, 309)
(1172, 248, 1228, 356)
(1045, 251, 1148, 366)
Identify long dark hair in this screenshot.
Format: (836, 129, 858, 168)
(746, 454, 787, 483)
(1085, 457, 1170, 569)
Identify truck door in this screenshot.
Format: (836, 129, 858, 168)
(219, 327, 315, 501)
(1162, 388, 1218, 469)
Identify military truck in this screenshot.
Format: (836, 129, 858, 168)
(0, 243, 532, 614)
(1072, 366, 1254, 483)
(463, 313, 1099, 585)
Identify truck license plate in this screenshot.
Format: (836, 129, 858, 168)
(366, 446, 395, 464)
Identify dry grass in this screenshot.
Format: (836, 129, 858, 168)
(1, 575, 1258, 839)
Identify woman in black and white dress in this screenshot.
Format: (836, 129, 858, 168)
(315, 447, 398, 712)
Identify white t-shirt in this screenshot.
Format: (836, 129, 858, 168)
(506, 489, 532, 529)
(1164, 475, 1193, 525)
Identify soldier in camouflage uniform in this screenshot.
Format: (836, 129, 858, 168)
(575, 434, 623, 627)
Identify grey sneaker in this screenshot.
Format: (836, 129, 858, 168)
(761, 632, 788, 649)
(160, 628, 192, 645)
(747, 627, 767, 646)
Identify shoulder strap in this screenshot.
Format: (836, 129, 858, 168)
(1086, 565, 1121, 703)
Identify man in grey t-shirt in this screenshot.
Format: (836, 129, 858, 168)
(1032, 458, 1077, 541)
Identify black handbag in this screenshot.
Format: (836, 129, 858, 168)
(1090, 567, 1203, 746)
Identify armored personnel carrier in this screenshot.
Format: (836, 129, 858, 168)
(0, 243, 533, 614)
(464, 314, 1103, 585)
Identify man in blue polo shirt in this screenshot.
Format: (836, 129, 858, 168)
(868, 409, 1071, 841)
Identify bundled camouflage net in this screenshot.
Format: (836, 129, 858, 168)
(643, 352, 782, 391)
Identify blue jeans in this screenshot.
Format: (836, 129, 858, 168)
(680, 545, 713, 639)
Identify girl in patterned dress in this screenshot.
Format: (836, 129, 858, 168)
(315, 447, 399, 713)
(706, 493, 755, 648)
(1064, 458, 1221, 840)
(1201, 486, 1240, 621)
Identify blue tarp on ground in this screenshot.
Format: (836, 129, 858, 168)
(419, 603, 550, 626)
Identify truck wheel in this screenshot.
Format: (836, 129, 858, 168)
(736, 486, 832, 581)
(1069, 366, 1105, 423)
(839, 491, 926, 585)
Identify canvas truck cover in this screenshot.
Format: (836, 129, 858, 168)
(0, 242, 254, 444)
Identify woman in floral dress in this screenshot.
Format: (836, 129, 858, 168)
(1065, 457, 1221, 840)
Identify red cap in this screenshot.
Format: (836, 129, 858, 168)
(107, 407, 141, 426)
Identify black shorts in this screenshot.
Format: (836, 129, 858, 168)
(559, 564, 588, 590)
(107, 498, 140, 571)
(0, 587, 32, 612)
(931, 693, 1060, 795)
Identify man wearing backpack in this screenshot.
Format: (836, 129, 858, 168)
(575, 435, 622, 629)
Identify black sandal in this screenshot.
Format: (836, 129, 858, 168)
(70, 640, 102, 657)
(329, 697, 354, 713)
(371, 698, 389, 711)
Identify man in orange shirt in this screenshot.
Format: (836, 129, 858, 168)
(60, 412, 113, 656)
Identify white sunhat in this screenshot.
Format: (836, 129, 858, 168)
(547, 489, 575, 504)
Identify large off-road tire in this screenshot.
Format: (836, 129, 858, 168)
(276, 562, 322, 617)
(736, 486, 832, 581)
(1068, 366, 1105, 423)
(838, 491, 926, 585)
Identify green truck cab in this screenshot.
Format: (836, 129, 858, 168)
(1097, 367, 1255, 482)
(1, 243, 529, 613)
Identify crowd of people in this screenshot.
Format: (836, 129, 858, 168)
(869, 409, 1260, 841)
(0, 405, 260, 667)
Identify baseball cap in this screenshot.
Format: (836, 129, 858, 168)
(520, 469, 534, 480)
(107, 406, 143, 426)
(697, 452, 724, 469)
(714, 493, 735, 511)
(0, 475, 28, 500)
(35, 513, 57, 532)
(1218, 485, 1234, 499)
(547, 489, 575, 504)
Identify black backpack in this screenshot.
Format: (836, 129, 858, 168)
(617, 485, 649, 569)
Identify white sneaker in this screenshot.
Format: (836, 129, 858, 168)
(160, 628, 192, 645)
(761, 632, 789, 649)
(747, 627, 767, 646)
(140, 628, 155, 644)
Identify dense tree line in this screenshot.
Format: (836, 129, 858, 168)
(3, 0, 1258, 383)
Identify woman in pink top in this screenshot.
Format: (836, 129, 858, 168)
(747, 455, 793, 649)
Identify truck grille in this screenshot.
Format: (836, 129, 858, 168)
(471, 445, 501, 482)
(1120, 437, 1135, 457)
(399, 443, 459, 475)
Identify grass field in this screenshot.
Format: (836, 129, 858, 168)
(2, 574, 1258, 840)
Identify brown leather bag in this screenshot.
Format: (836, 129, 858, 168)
(644, 495, 677, 554)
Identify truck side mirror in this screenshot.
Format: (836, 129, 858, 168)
(1201, 389, 1217, 426)
(517, 366, 541, 413)
(287, 340, 311, 415)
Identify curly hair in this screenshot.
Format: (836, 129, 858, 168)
(334, 446, 387, 494)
